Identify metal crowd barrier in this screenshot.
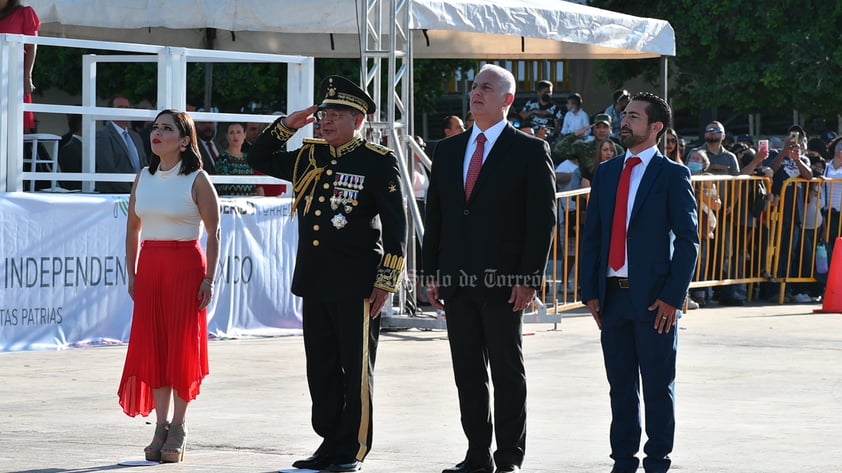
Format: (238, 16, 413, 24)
(543, 187, 590, 314)
(770, 177, 842, 303)
(689, 174, 774, 303)
(543, 175, 842, 313)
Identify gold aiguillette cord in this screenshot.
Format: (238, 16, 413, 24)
(290, 145, 324, 219)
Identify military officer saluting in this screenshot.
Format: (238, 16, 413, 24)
(247, 76, 406, 472)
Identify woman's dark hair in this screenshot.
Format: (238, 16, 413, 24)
(148, 109, 202, 175)
(0, 0, 21, 20)
(228, 121, 248, 132)
(664, 127, 683, 164)
(221, 121, 248, 149)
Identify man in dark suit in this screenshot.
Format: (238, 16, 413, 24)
(58, 113, 82, 191)
(423, 64, 557, 473)
(95, 94, 148, 193)
(580, 92, 699, 473)
(193, 105, 220, 175)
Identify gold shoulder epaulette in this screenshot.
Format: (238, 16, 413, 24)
(303, 138, 328, 145)
(365, 142, 393, 156)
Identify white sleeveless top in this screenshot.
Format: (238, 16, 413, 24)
(135, 165, 205, 241)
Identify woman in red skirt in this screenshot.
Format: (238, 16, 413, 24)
(118, 109, 220, 463)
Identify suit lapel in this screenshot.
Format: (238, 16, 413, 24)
(128, 130, 147, 165)
(441, 132, 471, 205)
(629, 154, 666, 223)
(466, 124, 515, 204)
(109, 125, 130, 156)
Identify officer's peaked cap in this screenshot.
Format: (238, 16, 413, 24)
(318, 76, 376, 115)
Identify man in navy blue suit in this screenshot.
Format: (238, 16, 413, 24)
(581, 92, 699, 473)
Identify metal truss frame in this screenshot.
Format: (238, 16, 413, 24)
(356, 0, 560, 328)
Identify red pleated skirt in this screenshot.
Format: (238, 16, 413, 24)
(23, 94, 35, 131)
(118, 240, 210, 418)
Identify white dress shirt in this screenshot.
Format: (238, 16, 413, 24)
(462, 118, 507, 185)
(607, 145, 658, 277)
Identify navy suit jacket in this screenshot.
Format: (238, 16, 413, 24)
(580, 152, 699, 319)
(422, 123, 557, 302)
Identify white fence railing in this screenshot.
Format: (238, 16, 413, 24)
(0, 33, 315, 192)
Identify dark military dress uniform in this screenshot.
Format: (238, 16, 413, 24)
(247, 76, 406, 470)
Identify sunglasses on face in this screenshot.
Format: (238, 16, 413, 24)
(667, 138, 677, 144)
(705, 127, 723, 134)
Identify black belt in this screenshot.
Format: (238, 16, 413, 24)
(607, 277, 630, 289)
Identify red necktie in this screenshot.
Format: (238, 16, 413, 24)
(609, 156, 642, 271)
(465, 132, 486, 199)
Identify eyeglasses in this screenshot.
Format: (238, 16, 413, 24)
(666, 138, 677, 144)
(705, 127, 723, 134)
(315, 110, 353, 122)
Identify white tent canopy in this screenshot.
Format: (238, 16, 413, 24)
(31, 0, 675, 59)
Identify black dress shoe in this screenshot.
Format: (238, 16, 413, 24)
(328, 460, 362, 472)
(495, 466, 520, 473)
(292, 451, 334, 470)
(443, 460, 494, 473)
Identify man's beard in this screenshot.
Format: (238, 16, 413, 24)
(705, 137, 721, 144)
(620, 128, 646, 149)
(541, 94, 552, 103)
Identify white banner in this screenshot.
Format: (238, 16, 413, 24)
(0, 192, 301, 351)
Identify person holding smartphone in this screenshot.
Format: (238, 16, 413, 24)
(766, 127, 814, 302)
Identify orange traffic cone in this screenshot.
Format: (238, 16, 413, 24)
(815, 237, 842, 314)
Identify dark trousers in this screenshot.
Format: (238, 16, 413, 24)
(601, 284, 677, 473)
(827, 209, 841, 260)
(302, 297, 380, 462)
(444, 290, 526, 468)
(717, 225, 747, 301)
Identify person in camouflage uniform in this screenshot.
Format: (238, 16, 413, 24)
(552, 113, 624, 181)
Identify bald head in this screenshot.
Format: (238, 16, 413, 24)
(443, 115, 465, 137)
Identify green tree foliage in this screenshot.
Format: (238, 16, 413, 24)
(32, 46, 286, 111)
(316, 58, 476, 114)
(187, 63, 286, 112)
(589, 0, 842, 119)
(412, 59, 477, 112)
(33, 47, 474, 115)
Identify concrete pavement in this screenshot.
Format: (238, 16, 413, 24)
(0, 302, 840, 473)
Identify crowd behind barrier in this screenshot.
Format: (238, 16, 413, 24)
(770, 177, 841, 303)
(543, 176, 842, 312)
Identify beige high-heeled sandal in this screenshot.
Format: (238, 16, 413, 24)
(144, 422, 170, 462)
(160, 423, 187, 463)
